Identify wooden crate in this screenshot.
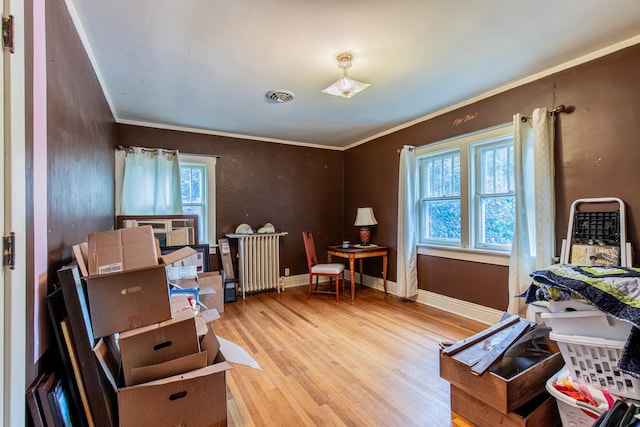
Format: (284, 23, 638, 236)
(450, 386, 560, 427)
(440, 349, 563, 413)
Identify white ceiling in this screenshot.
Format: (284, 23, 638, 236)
(66, 0, 640, 149)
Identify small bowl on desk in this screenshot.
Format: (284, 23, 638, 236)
(341, 241, 350, 249)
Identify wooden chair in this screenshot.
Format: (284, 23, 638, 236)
(302, 231, 345, 301)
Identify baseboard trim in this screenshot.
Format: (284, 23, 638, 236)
(280, 273, 502, 325)
(416, 290, 503, 325)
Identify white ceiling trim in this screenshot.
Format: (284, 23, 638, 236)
(116, 119, 344, 151)
(344, 34, 640, 151)
(110, 32, 640, 153)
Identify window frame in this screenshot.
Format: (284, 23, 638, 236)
(178, 154, 216, 250)
(180, 161, 208, 244)
(416, 123, 513, 266)
(470, 134, 515, 252)
(115, 151, 217, 251)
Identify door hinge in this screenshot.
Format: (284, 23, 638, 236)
(2, 15, 14, 53)
(3, 232, 15, 269)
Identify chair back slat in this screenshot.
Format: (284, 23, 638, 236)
(302, 231, 318, 268)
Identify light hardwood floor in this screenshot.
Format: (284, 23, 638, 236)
(214, 284, 486, 426)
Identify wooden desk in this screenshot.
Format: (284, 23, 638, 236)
(327, 245, 388, 301)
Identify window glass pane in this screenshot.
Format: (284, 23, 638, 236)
(181, 168, 193, 203)
(481, 147, 494, 194)
(182, 205, 203, 225)
(190, 168, 202, 203)
(181, 167, 204, 204)
(478, 196, 515, 245)
(422, 152, 460, 198)
(423, 200, 461, 241)
(180, 164, 207, 243)
(480, 143, 514, 195)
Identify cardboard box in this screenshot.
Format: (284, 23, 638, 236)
(198, 272, 224, 313)
(451, 386, 560, 427)
(160, 246, 198, 266)
(95, 309, 232, 427)
(117, 360, 229, 427)
(85, 265, 172, 338)
(87, 226, 158, 275)
(440, 349, 563, 413)
(84, 246, 198, 338)
(118, 311, 201, 386)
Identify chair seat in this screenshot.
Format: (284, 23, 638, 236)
(311, 263, 345, 274)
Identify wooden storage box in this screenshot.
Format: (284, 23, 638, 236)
(451, 386, 560, 427)
(440, 350, 564, 413)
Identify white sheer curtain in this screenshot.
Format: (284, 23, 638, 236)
(507, 108, 555, 316)
(397, 145, 418, 299)
(120, 147, 183, 215)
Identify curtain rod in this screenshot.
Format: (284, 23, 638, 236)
(116, 145, 221, 158)
(116, 145, 177, 155)
(396, 145, 415, 155)
(520, 104, 568, 123)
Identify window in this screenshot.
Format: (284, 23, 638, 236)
(419, 149, 461, 244)
(115, 151, 216, 248)
(417, 124, 514, 264)
(472, 138, 515, 251)
(180, 162, 207, 243)
(178, 154, 216, 248)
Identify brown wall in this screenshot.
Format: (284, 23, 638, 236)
(345, 44, 640, 310)
(36, 0, 116, 383)
(46, 0, 116, 278)
(115, 125, 344, 275)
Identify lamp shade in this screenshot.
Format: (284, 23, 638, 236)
(322, 76, 370, 99)
(354, 207, 377, 226)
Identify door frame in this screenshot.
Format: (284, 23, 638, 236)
(2, 0, 27, 424)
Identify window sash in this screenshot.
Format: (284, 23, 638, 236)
(180, 163, 207, 244)
(471, 136, 515, 251)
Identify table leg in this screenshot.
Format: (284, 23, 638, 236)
(382, 254, 388, 295)
(349, 257, 356, 301)
(358, 259, 364, 288)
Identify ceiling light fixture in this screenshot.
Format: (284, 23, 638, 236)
(322, 52, 370, 99)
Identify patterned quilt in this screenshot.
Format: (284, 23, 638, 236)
(523, 263, 640, 377)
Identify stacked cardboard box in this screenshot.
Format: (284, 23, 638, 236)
(77, 226, 233, 426)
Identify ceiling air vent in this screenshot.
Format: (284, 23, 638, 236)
(265, 90, 295, 104)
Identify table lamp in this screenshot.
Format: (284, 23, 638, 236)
(354, 207, 377, 246)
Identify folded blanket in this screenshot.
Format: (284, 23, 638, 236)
(524, 264, 640, 378)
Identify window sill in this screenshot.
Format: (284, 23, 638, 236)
(417, 244, 510, 266)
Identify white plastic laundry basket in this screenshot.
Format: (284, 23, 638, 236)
(541, 310, 632, 341)
(546, 371, 602, 427)
(550, 332, 640, 400)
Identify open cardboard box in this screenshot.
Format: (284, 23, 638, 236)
(95, 308, 257, 427)
(119, 309, 201, 386)
(87, 225, 159, 275)
(84, 246, 198, 338)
